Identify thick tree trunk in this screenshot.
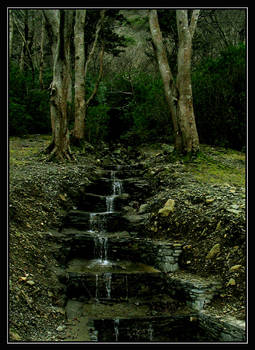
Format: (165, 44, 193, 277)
(176, 10, 200, 154)
(73, 10, 86, 142)
(43, 9, 75, 161)
(149, 9, 200, 155)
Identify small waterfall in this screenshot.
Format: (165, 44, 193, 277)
(94, 236, 108, 263)
(104, 272, 112, 299)
(114, 318, 120, 342)
(106, 195, 115, 213)
(105, 171, 122, 213)
(125, 275, 128, 301)
(148, 323, 153, 341)
(95, 274, 99, 301)
(112, 171, 122, 195)
(89, 213, 107, 232)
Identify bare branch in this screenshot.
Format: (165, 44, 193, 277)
(12, 13, 35, 71)
(84, 10, 106, 80)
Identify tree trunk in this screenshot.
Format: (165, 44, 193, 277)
(43, 9, 75, 161)
(149, 9, 200, 155)
(149, 10, 183, 151)
(39, 12, 45, 90)
(73, 10, 86, 142)
(72, 9, 105, 144)
(9, 10, 13, 58)
(176, 10, 200, 154)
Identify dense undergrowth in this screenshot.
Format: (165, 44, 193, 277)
(9, 43, 246, 151)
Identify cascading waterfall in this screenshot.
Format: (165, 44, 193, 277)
(114, 318, 120, 342)
(94, 236, 108, 263)
(148, 323, 154, 341)
(87, 169, 121, 303)
(104, 272, 112, 299)
(105, 171, 122, 213)
(89, 213, 107, 232)
(95, 274, 99, 301)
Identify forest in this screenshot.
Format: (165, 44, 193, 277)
(8, 8, 247, 344)
(9, 9, 246, 156)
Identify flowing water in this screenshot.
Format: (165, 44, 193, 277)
(105, 171, 122, 213)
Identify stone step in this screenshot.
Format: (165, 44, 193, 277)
(102, 163, 144, 171)
(164, 271, 222, 311)
(78, 192, 130, 212)
(84, 178, 115, 196)
(89, 315, 203, 342)
(63, 210, 129, 232)
(65, 295, 189, 321)
(65, 272, 167, 301)
(95, 169, 144, 180)
(49, 229, 184, 273)
(83, 177, 150, 199)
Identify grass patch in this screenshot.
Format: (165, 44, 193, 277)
(185, 145, 245, 187)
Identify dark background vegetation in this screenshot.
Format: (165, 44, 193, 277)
(9, 9, 246, 151)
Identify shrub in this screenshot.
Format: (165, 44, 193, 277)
(9, 63, 51, 136)
(192, 43, 246, 151)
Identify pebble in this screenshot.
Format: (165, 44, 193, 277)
(56, 325, 66, 332)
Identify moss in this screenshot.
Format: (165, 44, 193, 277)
(184, 145, 245, 187)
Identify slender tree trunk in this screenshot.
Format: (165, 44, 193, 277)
(73, 10, 86, 141)
(149, 10, 182, 151)
(176, 10, 200, 154)
(149, 9, 200, 154)
(9, 10, 14, 58)
(43, 9, 75, 161)
(39, 13, 45, 90)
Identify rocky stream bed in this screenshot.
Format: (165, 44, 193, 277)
(8, 135, 247, 342)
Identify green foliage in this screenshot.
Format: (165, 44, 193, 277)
(83, 78, 110, 144)
(121, 72, 172, 144)
(9, 63, 51, 136)
(85, 104, 110, 144)
(101, 71, 172, 145)
(192, 43, 246, 151)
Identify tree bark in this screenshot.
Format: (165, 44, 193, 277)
(176, 10, 200, 154)
(149, 10, 182, 151)
(72, 9, 105, 144)
(73, 10, 86, 141)
(43, 9, 75, 161)
(9, 10, 14, 58)
(39, 12, 45, 90)
(149, 9, 200, 154)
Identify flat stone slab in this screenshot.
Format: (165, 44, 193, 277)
(199, 310, 246, 342)
(63, 210, 129, 232)
(64, 261, 168, 301)
(89, 314, 203, 342)
(165, 271, 222, 310)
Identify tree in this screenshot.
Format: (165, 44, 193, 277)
(9, 10, 14, 58)
(73, 9, 105, 143)
(43, 9, 75, 161)
(149, 9, 200, 154)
